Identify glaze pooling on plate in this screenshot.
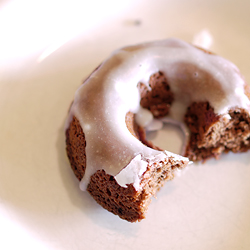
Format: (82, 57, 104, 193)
(66, 38, 250, 191)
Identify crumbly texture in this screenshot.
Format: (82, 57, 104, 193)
(88, 158, 184, 222)
(139, 71, 174, 118)
(139, 71, 250, 161)
(185, 103, 250, 161)
(66, 114, 187, 222)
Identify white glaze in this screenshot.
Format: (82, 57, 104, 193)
(135, 106, 153, 127)
(114, 154, 148, 190)
(67, 38, 250, 191)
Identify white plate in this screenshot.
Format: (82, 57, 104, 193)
(1, 0, 250, 249)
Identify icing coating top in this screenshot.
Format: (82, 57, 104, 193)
(67, 38, 249, 190)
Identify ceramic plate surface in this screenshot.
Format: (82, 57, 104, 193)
(1, 0, 250, 249)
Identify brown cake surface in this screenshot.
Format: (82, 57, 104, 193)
(139, 72, 250, 161)
(65, 38, 250, 222)
(66, 113, 187, 222)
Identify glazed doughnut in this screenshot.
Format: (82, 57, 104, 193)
(65, 38, 250, 222)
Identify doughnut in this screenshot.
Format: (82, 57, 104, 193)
(65, 38, 250, 222)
